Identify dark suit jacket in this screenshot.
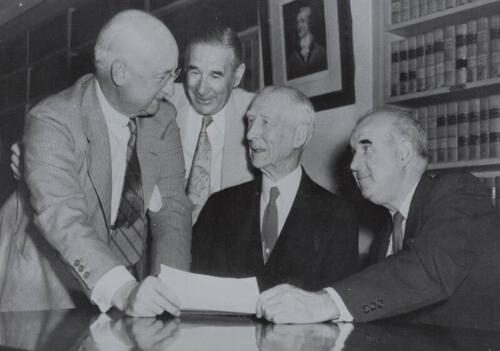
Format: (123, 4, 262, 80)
(191, 170, 359, 291)
(332, 172, 500, 330)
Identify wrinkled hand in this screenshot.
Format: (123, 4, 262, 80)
(256, 284, 339, 324)
(118, 276, 181, 317)
(255, 323, 340, 351)
(10, 141, 22, 181)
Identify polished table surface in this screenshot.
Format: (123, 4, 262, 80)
(1, 308, 500, 351)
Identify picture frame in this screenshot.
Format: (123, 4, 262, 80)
(259, 0, 355, 111)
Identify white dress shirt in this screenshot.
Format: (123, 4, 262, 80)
(90, 82, 136, 312)
(183, 105, 226, 193)
(325, 179, 421, 322)
(260, 166, 302, 258)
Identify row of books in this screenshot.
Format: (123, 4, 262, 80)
(413, 94, 500, 163)
(391, 0, 478, 25)
(478, 176, 500, 210)
(392, 15, 500, 96)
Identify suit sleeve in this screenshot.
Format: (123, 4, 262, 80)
(190, 195, 217, 274)
(149, 105, 192, 273)
(331, 183, 486, 321)
(23, 108, 122, 294)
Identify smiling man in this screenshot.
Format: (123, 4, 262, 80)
(257, 108, 500, 330)
(191, 86, 358, 291)
(167, 24, 256, 223)
(0, 10, 191, 316)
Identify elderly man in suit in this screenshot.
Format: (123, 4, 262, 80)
(0, 10, 191, 317)
(191, 86, 358, 291)
(168, 24, 256, 222)
(257, 108, 500, 330)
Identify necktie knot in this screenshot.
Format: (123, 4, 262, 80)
(392, 211, 405, 253)
(269, 186, 280, 203)
(201, 115, 213, 131)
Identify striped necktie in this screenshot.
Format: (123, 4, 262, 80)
(262, 186, 280, 263)
(392, 212, 404, 253)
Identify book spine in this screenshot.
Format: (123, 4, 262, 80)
(445, 0, 456, 8)
(392, 0, 402, 24)
(410, 0, 419, 19)
(447, 101, 458, 162)
(480, 97, 490, 159)
(419, 0, 428, 17)
(467, 20, 478, 82)
(458, 100, 469, 161)
(409, 36, 417, 93)
(489, 94, 500, 157)
(418, 106, 429, 134)
(428, 105, 438, 163)
(437, 103, 448, 162)
(444, 25, 456, 86)
(426, 31, 436, 90)
(434, 28, 445, 88)
(416, 34, 426, 91)
(456, 23, 468, 85)
(468, 98, 480, 160)
(428, 0, 437, 14)
(490, 15, 500, 77)
(477, 17, 490, 81)
(495, 177, 500, 212)
(400, 39, 409, 95)
(391, 41, 400, 96)
(436, 0, 445, 12)
(402, 0, 410, 22)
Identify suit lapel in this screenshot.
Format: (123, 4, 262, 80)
(81, 78, 112, 229)
(221, 90, 250, 189)
(225, 178, 263, 275)
(404, 175, 430, 243)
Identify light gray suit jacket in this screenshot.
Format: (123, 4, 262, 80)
(0, 74, 191, 311)
(169, 83, 256, 190)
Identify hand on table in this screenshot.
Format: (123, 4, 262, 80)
(256, 284, 339, 324)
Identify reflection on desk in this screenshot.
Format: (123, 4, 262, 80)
(2, 309, 500, 350)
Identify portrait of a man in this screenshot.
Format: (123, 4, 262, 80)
(284, 1, 328, 80)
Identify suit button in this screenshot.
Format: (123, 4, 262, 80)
(78, 265, 84, 272)
(83, 272, 90, 279)
(363, 305, 370, 313)
(73, 259, 80, 266)
(370, 302, 377, 311)
(377, 299, 383, 308)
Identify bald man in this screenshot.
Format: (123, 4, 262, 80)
(0, 10, 191, 317)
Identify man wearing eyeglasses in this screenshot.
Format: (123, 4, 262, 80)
(168, 24, 256, 223)
(0, 10, 190, 317)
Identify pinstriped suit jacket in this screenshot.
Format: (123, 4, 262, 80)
(0, 74, 191, 310)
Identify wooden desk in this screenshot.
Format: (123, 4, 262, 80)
(1, 308, 500, 350)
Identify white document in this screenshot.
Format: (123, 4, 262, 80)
(159, 265, 259, 315)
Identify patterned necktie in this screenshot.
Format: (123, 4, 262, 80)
(392, 212, 405, 254)
(110, 118, 145, 266)
(262, 186, 280, 263)
(186, 115, 213, 223)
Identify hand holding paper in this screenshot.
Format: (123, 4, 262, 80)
(158, 265, 259, 314)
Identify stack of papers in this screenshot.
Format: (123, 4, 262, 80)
(159, 265, 259, 315)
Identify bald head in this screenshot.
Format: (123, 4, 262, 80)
(94, 10, 177, 77)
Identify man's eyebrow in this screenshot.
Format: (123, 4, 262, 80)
(359, 139, 372, 145)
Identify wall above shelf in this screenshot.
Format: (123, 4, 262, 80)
(388, 0, 500, 37)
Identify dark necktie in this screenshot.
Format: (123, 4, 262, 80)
(110, 118, 145, 266)
(186, 115, 213, 223)
(262, 186, 280, 263)
(392, 212, 405, 254)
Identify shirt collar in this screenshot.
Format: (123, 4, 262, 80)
(189, 101, 228, 135)
(261, 166, 302, 204)
(95, 80, 130, 127)
(392, 178, 421, 219)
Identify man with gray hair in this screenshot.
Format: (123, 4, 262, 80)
(257, 108, 500, 329)
(191, 86, 358, 291)
(0, 10, 191, 317)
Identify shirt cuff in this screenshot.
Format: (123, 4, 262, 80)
(90, 266, 136, 312)
(324, 287, 354, 322)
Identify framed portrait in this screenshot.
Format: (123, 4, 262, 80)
(259, 0, 355, 111)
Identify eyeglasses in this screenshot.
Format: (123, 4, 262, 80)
(163, 67, 181, 84)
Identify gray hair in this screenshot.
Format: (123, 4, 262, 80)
(186, 23, 243, 68)
(358, 107, 428, 159)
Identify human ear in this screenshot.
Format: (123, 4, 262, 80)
(232, 63, 246, 88)
(293, 124, 309, 148)
(111, 60, 127, 86)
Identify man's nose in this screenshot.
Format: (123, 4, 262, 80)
(350, 152, 361, 172)
(196, 77, 209, 95)
(162, 79, 175, 97)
